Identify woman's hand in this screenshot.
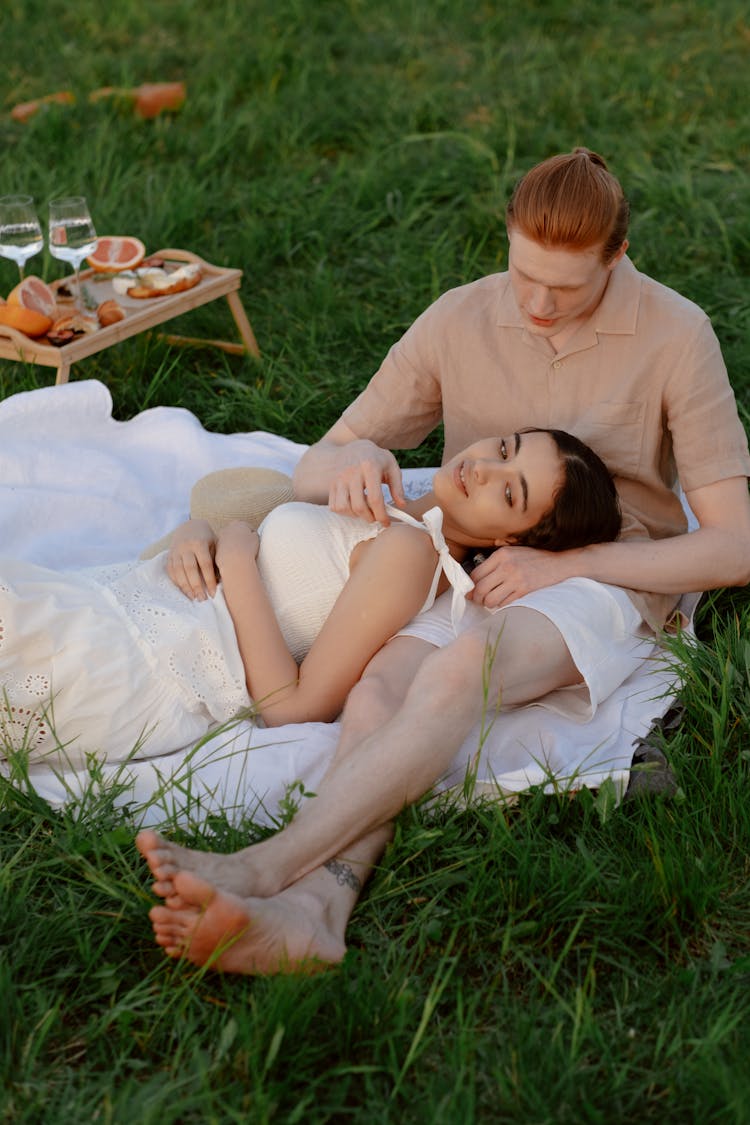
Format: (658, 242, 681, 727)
(166, 518, 218, 600)
(215, 520, 260, 574)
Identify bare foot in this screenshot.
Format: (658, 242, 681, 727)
(148, 870, 346, 974)
(136, 829, 260, 898)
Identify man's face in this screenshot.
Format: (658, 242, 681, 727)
(508, 228, 626, 342)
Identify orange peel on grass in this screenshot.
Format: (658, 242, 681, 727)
(10, 83, 186, 123)
(10, 91, 75, 122)
(88, 82, 187, 118)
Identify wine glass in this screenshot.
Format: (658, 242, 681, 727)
(0, 195, 44, 279)
(48, 196, 98, 310)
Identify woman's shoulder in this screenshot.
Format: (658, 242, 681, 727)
(364, 517, 439, 566)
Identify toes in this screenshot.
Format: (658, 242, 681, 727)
(150, 903, 185, 927)
(152, 931, 190, 960)
(135, 830, 182, 881)
(135, 829, 154, 855)
(149, 904, 172, 927)
(163, 891, 189, 909)
(135, 828, 164, 856)
(173, 869, 217, 909)
(150, 903, 199, 934)
(148, 855, 179, 880)
(151, 878, 177, 898)
(154, 932, 179, 950)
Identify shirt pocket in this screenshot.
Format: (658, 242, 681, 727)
(574, 401, 645, 477)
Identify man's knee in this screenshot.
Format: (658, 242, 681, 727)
(342, 637, 434, 730)
(411, 607, 579, 712)
(408, 630, 488, 711)
(343, 671, 402, 730)
(487, 607, 580, 692)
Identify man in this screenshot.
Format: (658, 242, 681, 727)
(138, 148, 750, 974)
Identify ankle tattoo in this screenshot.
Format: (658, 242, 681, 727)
(324, 858, 362, 894)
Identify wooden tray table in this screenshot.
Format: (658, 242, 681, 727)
(0, 248, 260, 385)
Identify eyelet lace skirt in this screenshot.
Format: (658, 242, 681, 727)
(0, 554, 251, 770)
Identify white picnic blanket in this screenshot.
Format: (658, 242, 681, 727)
(0, 380, 684, 827)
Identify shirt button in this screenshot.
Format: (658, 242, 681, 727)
(552, 360, 561, 369)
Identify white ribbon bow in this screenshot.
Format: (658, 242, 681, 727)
(386, 504, 475, 633)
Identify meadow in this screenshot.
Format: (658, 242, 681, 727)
(1, 1, 750, 1120)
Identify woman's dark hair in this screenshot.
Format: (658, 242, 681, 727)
(511, 428, 621, 550)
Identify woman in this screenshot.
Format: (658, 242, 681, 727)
(0, 429, 619, 769)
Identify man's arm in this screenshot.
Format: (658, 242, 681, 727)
(293, 418, 406, 524)
(470, 476, 750, 608)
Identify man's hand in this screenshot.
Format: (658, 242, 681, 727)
(327, 439, 406, 524)
(469, 545, 573, 608)
(166, 519, 218, 601)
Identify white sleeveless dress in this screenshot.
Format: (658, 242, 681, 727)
(0, 502, 470, 769)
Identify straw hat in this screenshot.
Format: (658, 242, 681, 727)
(140, 466, 295, 559)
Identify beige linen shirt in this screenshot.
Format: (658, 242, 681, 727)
(343, 256, 750, 627)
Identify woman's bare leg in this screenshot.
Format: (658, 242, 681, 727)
(138, 636, 432, 893)
(164, 608, 579, 895)
(139, 637, 434, 968)
(141, 611, 580, 972)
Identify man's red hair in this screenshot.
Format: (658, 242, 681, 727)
(506, 148, 629, 263)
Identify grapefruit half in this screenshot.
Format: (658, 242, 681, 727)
(7, 276, 58, 320)
(0, 305, 53, 337)
(87, 236, 146, 272)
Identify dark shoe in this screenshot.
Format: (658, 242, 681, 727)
(623, 701, 684, 800)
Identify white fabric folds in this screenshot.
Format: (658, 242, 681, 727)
(0, 380, 685, 828)
(387, 504, 474, 633)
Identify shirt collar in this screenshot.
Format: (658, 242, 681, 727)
(591, 255, 641, 335)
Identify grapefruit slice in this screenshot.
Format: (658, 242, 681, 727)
(87, 236, 146, 272)
(7, 275, 58, 320)
(0, 305, 53, 337)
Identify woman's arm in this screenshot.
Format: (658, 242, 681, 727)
(213, 521, 297, 713)
(215, 519, 439, 726)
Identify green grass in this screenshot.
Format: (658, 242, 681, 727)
(2, 0, 750, 1120)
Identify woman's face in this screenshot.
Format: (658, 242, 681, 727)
(433, 432, 564, 547)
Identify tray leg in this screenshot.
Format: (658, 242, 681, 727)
(158, 292, 261, 357)
(225, 291, 260, 357)
(55, 360, 71, 385)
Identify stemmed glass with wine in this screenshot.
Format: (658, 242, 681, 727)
(0, 195, 44, 279)
(48, 196, 97, 310)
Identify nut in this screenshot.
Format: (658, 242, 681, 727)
(97, 299, 125, 327)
